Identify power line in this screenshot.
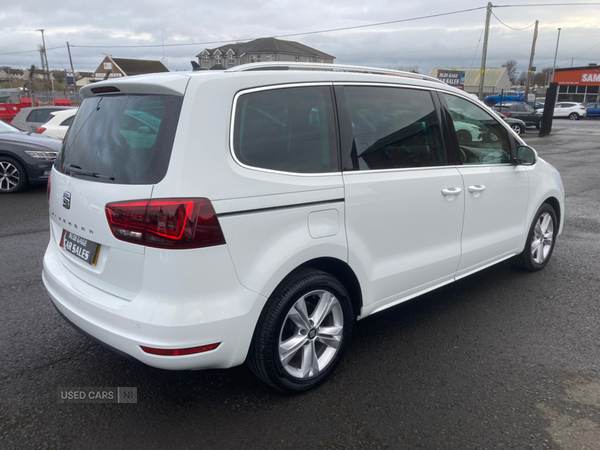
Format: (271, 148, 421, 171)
(494, 2, 600, 6)
(491, 12, 536, 30)
(68, 6, 487, 49)
(0, 46, 66, 56)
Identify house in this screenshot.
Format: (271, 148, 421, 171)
(428, 67, 511, 96)
(0, 67, 26, 81)
(92, 56, 169, 79)
(196, 37, 335, 70)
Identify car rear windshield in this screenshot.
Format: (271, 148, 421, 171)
(54, 94, 182, 184)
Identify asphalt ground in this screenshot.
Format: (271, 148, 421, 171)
(1, 118, 600, 449)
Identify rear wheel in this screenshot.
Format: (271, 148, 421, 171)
(568, 112, 580, 120)
(0, 156, 28, 194)
(486, 98, 496, 106)
(511, 123, 524, 135)
(248, 270, 354, 393)
(514, 203, 558, 271)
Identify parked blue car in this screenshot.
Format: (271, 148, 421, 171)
(585, 103, 600, 118)
(484, 91, 524, 106)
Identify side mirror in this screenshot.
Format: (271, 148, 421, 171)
(517, 145, 537, 166)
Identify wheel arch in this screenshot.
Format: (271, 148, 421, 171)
(266, 257, 363, 319)
(543, 196, 562, 231)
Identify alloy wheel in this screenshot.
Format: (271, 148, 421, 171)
(278, 289, 344, 379)
(531, 212, 554, 264)
(0, 161, 20, 192)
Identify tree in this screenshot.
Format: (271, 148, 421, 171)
(533, 67, 552, 86)
(502, 59, 518, 84)
(516, 71, 528, 86)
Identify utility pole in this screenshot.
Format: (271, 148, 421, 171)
(67, 41, 76, 92)
(551, 28, 562, 87)
(524, 20, 539, 104)
(478, 2, 493, 100)
(36, 29, 52, 92)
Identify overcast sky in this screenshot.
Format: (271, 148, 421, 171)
(1, 1, 599, 77)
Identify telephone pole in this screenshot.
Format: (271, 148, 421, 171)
(478, 2, 493, 100)
(67, 41, 76, 92)
(36, 29, 52, 92)
(524, 20, 539, 103)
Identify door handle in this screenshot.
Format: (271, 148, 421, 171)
(468, 185, 486, 192)
(441, 187, 462, 196)
(441, 187, 461, 201)
(468, 184, 486, 198)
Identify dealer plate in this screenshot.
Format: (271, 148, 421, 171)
(60, 230, 100, 265)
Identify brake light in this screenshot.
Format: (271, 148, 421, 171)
(503, 113, 510, 117)
(90, 86, 120, 94)
(37, 127, 46, 134)
(105, 198, 225, 249)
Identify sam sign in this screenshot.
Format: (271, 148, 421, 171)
(437, 70, 466, 89)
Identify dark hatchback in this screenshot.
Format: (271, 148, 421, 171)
(0, 120, 61, 193)
(492, 102, 543, 129)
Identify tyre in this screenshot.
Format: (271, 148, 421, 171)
(456, 129, 472, 145)
(568, 112, 580, 120)
(248, 269, 354, 393)
(535, 120, 541, 130)
(486, 98, 496, 106)
(513, 203, 558, 271)
(511, 123, 523, 135)
(0, 156, 28, 194)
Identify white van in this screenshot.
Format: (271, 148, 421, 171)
(43, 62, 564, 392)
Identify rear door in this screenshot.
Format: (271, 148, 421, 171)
(338, 84, 464, 311)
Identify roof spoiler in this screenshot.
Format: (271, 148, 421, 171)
(191, 61, 208, 71)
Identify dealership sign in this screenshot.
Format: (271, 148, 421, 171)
(582, 73, 600, 83)
(437, 70, 466, 89)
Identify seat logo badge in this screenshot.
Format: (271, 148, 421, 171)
(63, 192, 71, 210)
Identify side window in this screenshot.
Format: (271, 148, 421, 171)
(524, 104, 535, 113)
(27, 110, 39, 122)
(343, 86, 446, 170)
(233, 86, 338, 173)
(443, 94, 511, 165)
(60, 116, 74, 127)
(36, 109, 56, 124)
(514, 105, 526, 112)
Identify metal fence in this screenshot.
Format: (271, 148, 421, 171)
(28, 91, 83, 106)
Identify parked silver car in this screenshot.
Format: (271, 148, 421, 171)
(11, 106, 76, 133)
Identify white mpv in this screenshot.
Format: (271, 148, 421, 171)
(43, 62, 564, 392)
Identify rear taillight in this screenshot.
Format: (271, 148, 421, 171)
(105, 198, 225, 249)
(37, 127, 46, 134)
(47, 171, 51, 202)
(503, 113, 510, 117)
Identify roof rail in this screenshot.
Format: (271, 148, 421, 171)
(225, 62, 445, 84)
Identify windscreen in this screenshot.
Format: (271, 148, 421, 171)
(55, 94, 182, 184)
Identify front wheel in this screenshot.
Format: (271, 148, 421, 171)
(248, 270, 354, 392)
(514, 204, 558, 271)
(568, 112, 580, 120)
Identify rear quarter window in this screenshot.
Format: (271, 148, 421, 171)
(233, 86, 338, 174)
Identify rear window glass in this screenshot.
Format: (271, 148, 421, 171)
(55, 95, 182, 184)
(233, 86, 338, 173)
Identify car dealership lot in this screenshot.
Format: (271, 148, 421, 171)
(1, 120, 600, 449)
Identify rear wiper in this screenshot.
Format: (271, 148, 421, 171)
(65, 164, 115, 180)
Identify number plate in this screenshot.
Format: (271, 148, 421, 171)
(60, 230, 100, 265)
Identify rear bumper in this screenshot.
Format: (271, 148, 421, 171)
(42, 241, 268, 370)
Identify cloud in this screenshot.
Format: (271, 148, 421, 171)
(1, 0, 598, 77)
